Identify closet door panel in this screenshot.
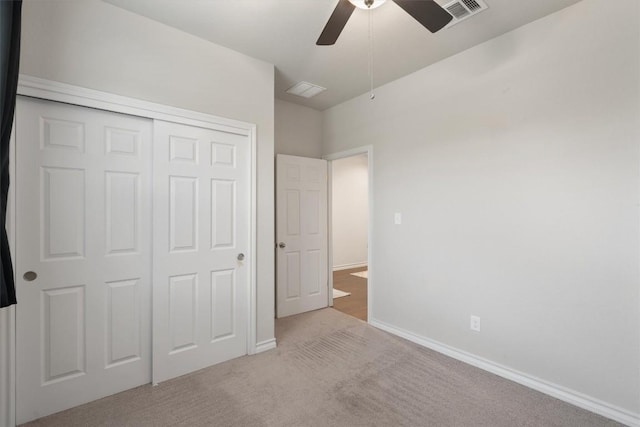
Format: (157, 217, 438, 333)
(15, 97, 152, 424)
(153, 120, 250, 384)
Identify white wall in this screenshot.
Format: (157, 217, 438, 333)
(332, 154, 368, 270)
(275, 99, 323, 158)
(0, 2, 276, 424)
(323, 0, 639, 417)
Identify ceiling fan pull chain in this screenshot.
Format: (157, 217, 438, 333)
(368, 8, 375, 100)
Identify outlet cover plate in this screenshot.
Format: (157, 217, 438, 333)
(394, 212, 402, 225)
(470, 315, 481, 332)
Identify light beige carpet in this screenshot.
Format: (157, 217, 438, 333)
(24, 309, 621, 427)
(350, 270, 368, 279)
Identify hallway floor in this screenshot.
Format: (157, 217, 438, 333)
(332, 266, 367, 321)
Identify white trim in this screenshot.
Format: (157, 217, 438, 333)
(324, 146, 373, 320)
(332, 262, 368, 272)
(7, 119, 16, 427)
(247, 119, 259, 355)
(1, 76, 262, 425)
(327, 160, 334, 307)
(254, 338, 277, 354)
(370, 318, 640, 427)
(18, 76, 251, 135)
(324, 146, 373, 162)
(0, 120, 17, 427)
(0, 308, 15, 427)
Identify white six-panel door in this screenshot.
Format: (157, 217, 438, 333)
(152, 121, 250, 383)
(276, 155, 328, 318)
(15, 97, 152, 423)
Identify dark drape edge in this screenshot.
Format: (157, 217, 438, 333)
(0, 1, 22, 309)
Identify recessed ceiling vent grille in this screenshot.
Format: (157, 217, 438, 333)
(286, 81, 326, 99)
(442, 0, 488, 28)
(462, 0, 482, 11)
(446, 2, 469, 19)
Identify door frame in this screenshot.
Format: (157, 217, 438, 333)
(0, 75, 259, 426)
(323, 146, 373, 321)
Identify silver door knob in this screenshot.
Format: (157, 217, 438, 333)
(278, 242, 286, 248)
(237, 253, 245, 261)
(23, 271, 37, 282)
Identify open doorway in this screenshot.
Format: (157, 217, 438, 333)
(327, 150, 371, 322)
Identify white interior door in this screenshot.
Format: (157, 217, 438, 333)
(15, 97, 152, 423)
(152, 120, 250, 384)
(276, 155, 328, 318)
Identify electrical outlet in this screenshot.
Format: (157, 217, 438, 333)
(394, 212, 402, 225)
(470, 315, 481, 332)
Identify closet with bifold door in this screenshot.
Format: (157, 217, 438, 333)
(13, 96, 252, 424)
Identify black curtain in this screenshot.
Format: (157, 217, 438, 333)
(0, 0, 21, 309)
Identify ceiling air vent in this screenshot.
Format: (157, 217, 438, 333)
(286, 81, 326, 99)
(442, 0, 488, 28)
(462, 0, 482, 12)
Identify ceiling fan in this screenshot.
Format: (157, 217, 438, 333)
(317, 0, 453, 45)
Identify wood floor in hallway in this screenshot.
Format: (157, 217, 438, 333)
(332, 266, 367, 321)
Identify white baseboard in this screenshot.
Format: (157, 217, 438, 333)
(369, 318, 639, 427)
(254, 338, 277, 354)
(332, 262, 367, 272)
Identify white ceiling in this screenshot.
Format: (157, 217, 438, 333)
(103, 0, 582, 111)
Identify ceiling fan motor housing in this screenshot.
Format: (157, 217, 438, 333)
(349, 0, 387, 10)
(318, 0, 452, 45)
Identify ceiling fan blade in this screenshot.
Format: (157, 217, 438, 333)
(392, 0, 453, 33)
(317, 0, 356, 46)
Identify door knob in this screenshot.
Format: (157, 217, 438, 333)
(278, 242, 286, 248)
(23, 271, 37, 282)
(237, 253, 245, 261)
